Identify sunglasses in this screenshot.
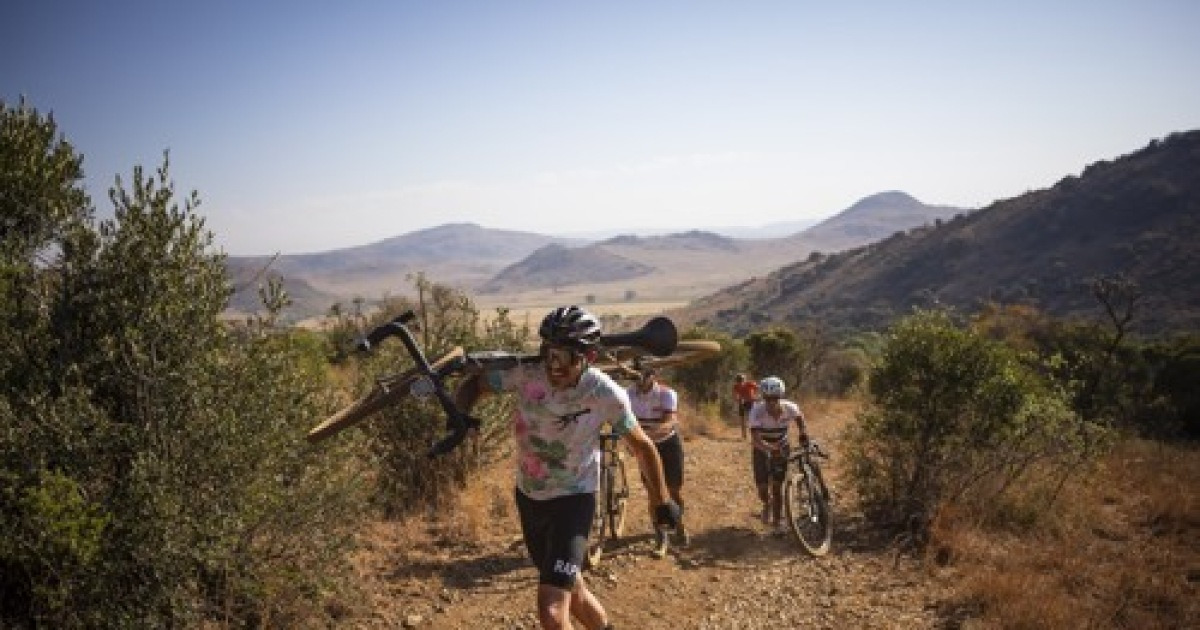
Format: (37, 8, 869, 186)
(540, 344, 583, 367)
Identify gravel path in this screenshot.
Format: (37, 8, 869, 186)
(355, 401, 959, 629)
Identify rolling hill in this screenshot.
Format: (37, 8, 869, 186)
(471, 194, 968, 301)
(225, 193, 967, 319)
(675, 131, 1200, 337)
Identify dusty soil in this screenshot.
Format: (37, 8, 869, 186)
(351, 401, 960, 629)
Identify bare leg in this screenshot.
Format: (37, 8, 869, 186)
(537, 583, 575, 629)
(569, 578, 608, 629)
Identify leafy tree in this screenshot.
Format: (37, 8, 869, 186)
(742, 323, 833, 396)
(663, 327, 735, 406)
(843, 309, 1107, 541)
(1, 101, 368, 626)
(339, 274, 530, 515)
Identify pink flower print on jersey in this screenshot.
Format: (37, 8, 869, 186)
(520, 452, 549, 480)
(520, 380, 548, 403)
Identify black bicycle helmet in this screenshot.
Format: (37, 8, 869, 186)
(539, 305, 602, 350)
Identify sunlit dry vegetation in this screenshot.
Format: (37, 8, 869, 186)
(4, 99, 1196, 628)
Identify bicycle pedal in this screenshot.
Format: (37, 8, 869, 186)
(651, 531, 670, 558)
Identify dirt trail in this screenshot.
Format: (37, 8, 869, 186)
(353, 401, 959, 629)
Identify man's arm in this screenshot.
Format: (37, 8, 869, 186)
(622, 424, 668, 507)
(454, 371, 493, 418)
(794, 408, 809, 445)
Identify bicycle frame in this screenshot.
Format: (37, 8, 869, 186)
(307, 310, 681, 455)
(783, 441, 833, 556)
(587, 424, 630, 566)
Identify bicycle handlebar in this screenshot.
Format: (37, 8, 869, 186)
(355, 310, 481, 458)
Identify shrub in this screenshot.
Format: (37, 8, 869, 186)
(843, 309, 1108, 539)
(665, 327, 735, 407)
(341, 275, 529, 516)
(1, 101, 369, 626)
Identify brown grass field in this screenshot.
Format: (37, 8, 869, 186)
(349, 399, 1198, 628)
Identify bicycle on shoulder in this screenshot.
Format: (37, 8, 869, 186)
(306, 311, 681, 450)
(783, 439, 833, 556)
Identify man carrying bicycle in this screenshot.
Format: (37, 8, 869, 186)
(748, 376, 808, 534)
(626, 366, 688, 557)
(455, 305, 681, 630)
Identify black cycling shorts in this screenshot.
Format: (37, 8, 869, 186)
(640, 432, 684, 489)
(515, 488, 595, 589)
(739, 400, 754, 416)
(752, 445, 789, 485)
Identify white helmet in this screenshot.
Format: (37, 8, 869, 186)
(760, 376, 785, 398)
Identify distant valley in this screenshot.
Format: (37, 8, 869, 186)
(225, 191, 966, 319)
(225, 130, 1200, 339)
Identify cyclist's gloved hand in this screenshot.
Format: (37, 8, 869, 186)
(654, 500, 682, 529)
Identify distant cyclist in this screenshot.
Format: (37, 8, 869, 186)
(455, 305, 681, 629)
(747, 376, 809, 533)
(732, 373, 759, 440)
(627, 365, 688, 557)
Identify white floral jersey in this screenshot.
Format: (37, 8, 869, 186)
(487, 363, 638, 500)
(747, 400, 804, 446)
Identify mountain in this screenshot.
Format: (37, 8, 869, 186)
(797, 191, 966, 251)
(676, 131, 1200, 337)
(223, 267, 341, 320)
(225, 223, 574, 308)
(479, 243, 654, 293)
(473, 199, 968, 299)
(223, 196, 972, 319)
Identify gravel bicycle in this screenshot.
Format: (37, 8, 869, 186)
(585, 422, 630, 567)
(783, 441, 833, 556)
(307, 310, 685, 451)
(589, 337, 722, 563)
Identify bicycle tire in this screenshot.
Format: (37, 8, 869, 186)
(306, 347, 465, 443)
(609, 455, 629, 538)
(784, 460, 833, 556)
(586, 465, 613, 567)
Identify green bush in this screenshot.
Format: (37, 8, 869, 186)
(337, 275, 529, 516)
(843, 309, 1108, 538)
(665, 327, 735, 406)
(1, 101, 369, 627)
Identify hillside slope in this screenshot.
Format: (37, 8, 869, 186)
(475, 196, 968, 300)
(678, 131, 1200, 336)
(225, 223, 573, 307)
(223, 195, 969, 319)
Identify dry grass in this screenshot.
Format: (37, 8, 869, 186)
(679, 399, 727, 439)
(933, 438, 1199, 629)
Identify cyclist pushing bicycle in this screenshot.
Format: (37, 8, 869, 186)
(454, 305, 681, 630)
(626, 365, 688, 557)
(748, 376, 809, 534)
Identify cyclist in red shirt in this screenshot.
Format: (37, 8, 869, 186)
(732, 374, 759, 440)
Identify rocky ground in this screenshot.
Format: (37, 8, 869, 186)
(350, 401, 963, 629)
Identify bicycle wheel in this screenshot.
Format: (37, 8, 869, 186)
(784, 461, 833, 556)
(608, 454, 629, 538)
(586, 464, 613, 567)
(306, 347, 465, 443)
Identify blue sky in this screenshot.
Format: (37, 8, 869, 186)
(4, 1, 1198, 255)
